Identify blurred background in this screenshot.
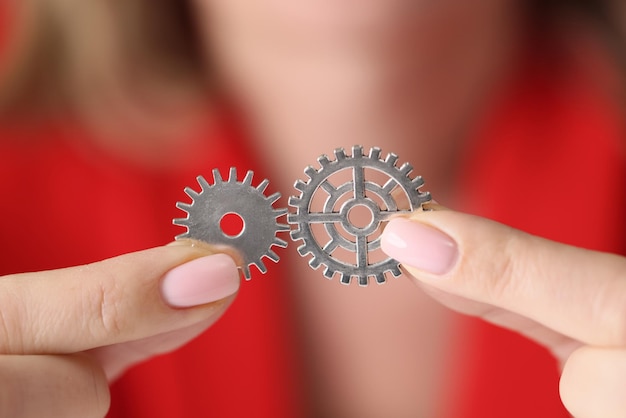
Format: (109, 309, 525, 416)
(0, 1, 624, 417)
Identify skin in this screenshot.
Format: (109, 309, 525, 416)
(199, 0, 522, 415)
(381, 208, 626, 418)
(1, 1, 625, 417)
(0, 242, 239, 418)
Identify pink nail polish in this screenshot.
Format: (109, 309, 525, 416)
(381, 218, 458, 275)
(161, 254, 240, 308)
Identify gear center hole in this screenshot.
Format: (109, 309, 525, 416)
(219, 212, 245, 238)
(347, 204, 374, 230)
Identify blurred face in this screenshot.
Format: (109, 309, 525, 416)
(192, 0, 523, 145)
(186, 6, 525, 413)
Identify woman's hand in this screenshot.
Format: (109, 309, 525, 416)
(381, 209, 626, 418)
(0, 242, 240, 418)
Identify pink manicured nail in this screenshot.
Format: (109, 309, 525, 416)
(161, 254, 240, 308)
(381, 218, 458, 275)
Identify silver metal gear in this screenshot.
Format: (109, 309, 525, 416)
(288, 145, 431, 286)
(173, 168, 289, 279)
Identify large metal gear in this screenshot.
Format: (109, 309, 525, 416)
(288, 145, 431, 286)
(173, 168, 289, 279)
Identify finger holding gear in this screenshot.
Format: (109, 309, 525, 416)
(174, 168, 289, 279)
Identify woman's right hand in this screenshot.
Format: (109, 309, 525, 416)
(0, 242, 240, 418)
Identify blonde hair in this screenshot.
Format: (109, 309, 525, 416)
(1, 0, 623, 128)
(0, 0, 209, 133)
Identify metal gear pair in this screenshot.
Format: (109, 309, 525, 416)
(173, 146, 431, 285)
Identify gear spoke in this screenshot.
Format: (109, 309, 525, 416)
(353, 166, 366, 199)
(323, 239, 340, 253)
(356, 235, 368, 269)
(382, 178, 397, 195)
(320, 180, 337, 195)
(303, 212, 344, 224)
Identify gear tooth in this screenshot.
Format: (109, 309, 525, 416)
(276, 222, 290, 232)
(368, 147, 382, 160)
(211, 168, 223, 184)
(288, 196, 302, 207)
(266, 192, 281, 204)
(175, 202, 192, 211)
(265, 249, 280, 263)
(410, 191, 431, 209)
(273, 207, 288, 217)
(172, 218, 188, 226)
(290, 228, 303, 240)
(174, 232, 190, 240)
(375, 273, 386, 284)
(340, 274, 352, 285)
(308, 257, 321, 269)
(411, 176, 425, 188)
(390, 264, 402, 277)
(242, 170, 254, 186)
(317, 155, 331, 167)
(228, 167, 238, 183)
(273, 237, 289, 248)
(241, 264, 252, 280)
(184, 187, 199, 199)
(287, 213, 299, 225)
(323, 268, 335, 279)
(255, 260, 268, 274)
(196, 175, 211, 190)
(358, 275, 369, 286)
(294, 180, 307, 192)
(385, 153, 399, 166)
(297, 244, 310, 256)
(256, 178, 269, 193)
(304, 165, 317, 179)
(351, 145, 364, 158)
(399, 162, 413, 176)
(334, 148, 347, 160)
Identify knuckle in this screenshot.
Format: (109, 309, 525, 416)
(474, 232, 530, 304)
(485, 254, 517, 302)
(600, 274, 626, 346)
(83, 273, 125, 341)
(79, 358, 111, 418)
(0, 305, 13, 354)
(0, 279, 26, 353)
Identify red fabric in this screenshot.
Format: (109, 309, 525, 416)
(0, 41, 624, 418)
(0, 120, 303, 418)
(449, 44, 626, 417)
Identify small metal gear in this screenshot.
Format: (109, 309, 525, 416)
(288, 145, 431, 286)
(173, 168, 289, 279)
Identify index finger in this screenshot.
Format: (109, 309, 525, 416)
(380, 211, 626, 347)
(0, 244, 239, 354)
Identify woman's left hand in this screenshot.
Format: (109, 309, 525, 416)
(381, 209, 626, 418)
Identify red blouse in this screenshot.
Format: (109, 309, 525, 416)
(0, 35, 624, 418)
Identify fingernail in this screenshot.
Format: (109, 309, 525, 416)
(381, 218, 458, 275)
(161, 254, 240, 308)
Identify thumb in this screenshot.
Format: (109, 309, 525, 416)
(0, 242, 240, 354)
(380, 210, 626, 347)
